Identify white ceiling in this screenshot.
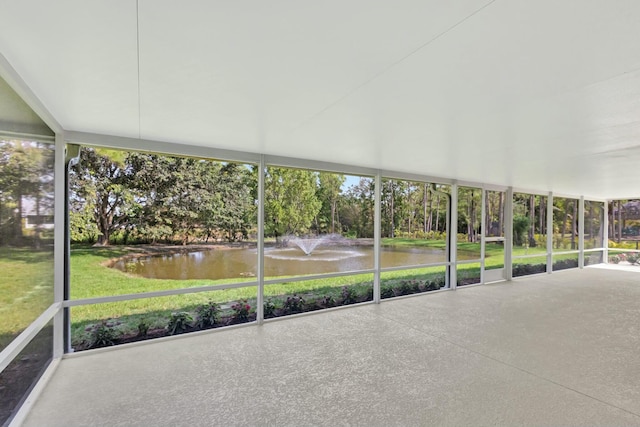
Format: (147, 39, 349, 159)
(1, 0, 640, 199)
(0, 76, 52, 137)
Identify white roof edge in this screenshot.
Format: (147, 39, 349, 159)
(0, 52, 62, 135)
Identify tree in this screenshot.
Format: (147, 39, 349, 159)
(340, 178, 375, 238)
(209, 162, 256, 241)
(0, 140, 54, 246)
(126, 153, 211, 245)
(457, 187, 480, 242)
(264, 167, 321, 242)
(316, 172, 345, 234)
(513, 215, 530, 246)
(70, 148, 134, 245)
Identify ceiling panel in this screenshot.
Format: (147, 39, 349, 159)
(136, 0, 492, 148)
(0, 0, 639, 199)
(0, 0, 139, 136)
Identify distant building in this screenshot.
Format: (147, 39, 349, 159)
(21, 196, 54, 229)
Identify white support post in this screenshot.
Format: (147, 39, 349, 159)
(480, 188, 486, 284)
(504, 187, 514, 280)
(603, 200, 609, 263)
(547, 192, 554, 273)
(579, 197, 585, 268)
(450, 184, 458, 289)
(256, 156, 265, 324)
(53, 134, 66, 358)
(373, 173, 381, 303)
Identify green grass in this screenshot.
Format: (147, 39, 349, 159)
(68, 239, 587, 348)
(0, 248, 54, 349)
(70, 246, 381, 345)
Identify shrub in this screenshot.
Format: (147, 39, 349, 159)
(513, 215, 530, 246)
(137, 319, 149, 337)
(90, 321, 120, 348)
(409, 280, 421, 293)
(320, 295, 336, 307)
(231, 300, 251, 322)
(282, 294, 305, 314)
(428, 279, 443, 291)
(167, 312, 193, 335)
(553, 258, 579, 271)
(195, 301, 220, 328)
(626, 253, 639, 264)
(609, 255, 620, 264)
(365, 287, 374, 301)
(381, 285, 394, 299)
(393, 281, 412, 297)
(263, 298, 277, 317)
(341, 286, 357, 305)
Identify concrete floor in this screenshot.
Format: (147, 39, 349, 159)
(21, 268, 640, 426)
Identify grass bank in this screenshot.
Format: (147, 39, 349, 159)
(0, 248, 54, 349)
(68, 239, 568, 347)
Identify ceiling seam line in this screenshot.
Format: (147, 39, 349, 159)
(286, 0, 498, 134)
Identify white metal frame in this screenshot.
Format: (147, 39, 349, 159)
(504, 187, 514, 280)
(547, 192, 554, 273)
(510, 192, 550, 272)
(605, 198, 640, 261)
(1, 44, 622, 426)
(480, 188, 486, 284)
(0, 107, 622, 426)
(373, 173, 382, 302)
(0, 130, 616, 365)
(603, 201, 609, 262)
(256, 155, 265, 324)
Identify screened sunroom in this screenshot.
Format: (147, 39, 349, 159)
(2, 1, 640, 426)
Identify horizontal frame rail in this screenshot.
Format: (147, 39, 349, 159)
(263, 269, 375, 286)
(0, 303, 61, 374)
(64, 281, 258, 308)
(379, 262, 450, 273)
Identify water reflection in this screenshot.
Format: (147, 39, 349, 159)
(113, 245, 473, 280)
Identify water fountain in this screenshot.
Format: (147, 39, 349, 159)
(259, 234, 363, 262)
(287, 234, 335, 255)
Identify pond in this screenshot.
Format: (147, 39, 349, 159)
(113, 244, 478, 280)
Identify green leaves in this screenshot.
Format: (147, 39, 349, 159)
(264, 167, 321, 240)
(70, 150, 257, 245)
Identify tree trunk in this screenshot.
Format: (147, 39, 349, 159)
(617, 200, 622, 243)
(469, 191, 476, 242)
(498, 192, 504, 236)
(561, 201, 568, 242)
(570, 200, 577, 250)
(434, 194, 440, 233)
(389, 181, 394, 238)
(589, 205, 596, 243)
(13, 190, 23, 244)
(423, 184, 428, 233)
(34, 191, 41, 249)
(529, 194, 535, 243)
(539, 197, 544, 239)
(330, 200, 336, 234)
(485, 195, 490, 237)
(407, 185, 412, 236)
(608, 202, 614, 242)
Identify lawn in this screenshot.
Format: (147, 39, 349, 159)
(0, 248, 54, 350)
(68, 238, 568, 347)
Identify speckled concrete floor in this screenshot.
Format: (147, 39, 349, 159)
(21, 268, 640, 426)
